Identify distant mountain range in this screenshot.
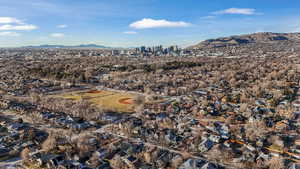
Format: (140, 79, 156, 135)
(23, 44, 110, 49)
(20, 32, 300, 51)
(188, 32, 300, 49)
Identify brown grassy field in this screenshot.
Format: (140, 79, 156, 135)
(54, 89, 137, 113)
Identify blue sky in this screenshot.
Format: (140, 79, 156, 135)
(0, 0, 299, 47)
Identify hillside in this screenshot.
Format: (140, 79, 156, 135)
(189, 32, 300, 49)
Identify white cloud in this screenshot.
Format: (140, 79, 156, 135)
(0, 17, 23, 24)
(130, 18, 191, 29)
(0, 24, 38, 31)
(123, 31, 137, 34)
(213, 8, 256, 15)
(57, 24, 67, 28)
(0, 31, 20, 37)
(200, 15, 217, 20)
(50, 33, 64, 38)
(0, 17, 38, 32)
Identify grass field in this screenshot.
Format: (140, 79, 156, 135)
(54, 90, 137, 113)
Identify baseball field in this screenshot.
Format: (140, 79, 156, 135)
(54, 89, 137, 113)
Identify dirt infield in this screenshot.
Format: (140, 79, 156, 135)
(118, 98, 134, 105)
(86, 90, 103, 94)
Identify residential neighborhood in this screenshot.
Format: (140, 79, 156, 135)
(0, 33, 300, 169)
